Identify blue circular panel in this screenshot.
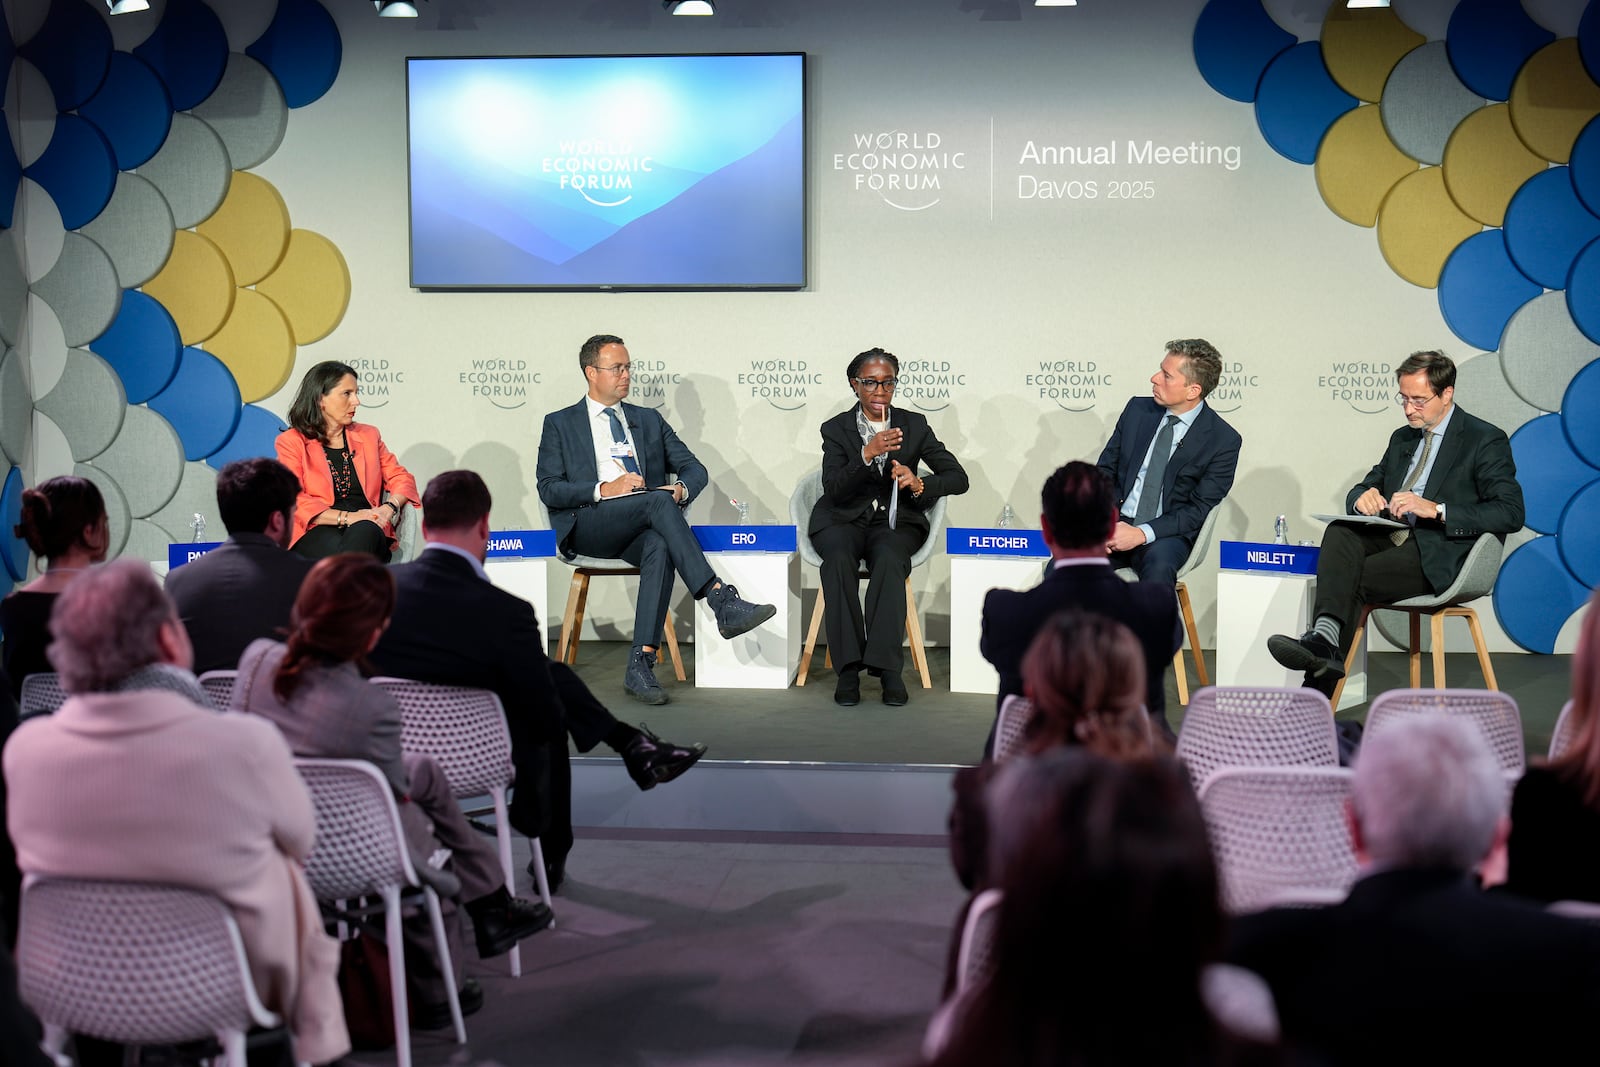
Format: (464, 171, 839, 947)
(77, 52, 173, 171)
(1494, 537, 1593, 653)
(0, 125, 17, 230)
(1511, 412, 1600, 534)
(1572, 115, 1600, 220)
(1437, 230, 1541, 353)
(1562, 359, 1600, 468)
(133, 0, 229, 112)
(1, 466, 26, 582)
(22, 114, 117, 231)
(206, 404, 288, 471)
(17, 0, 111, 111)
(147, 347, 243, 462)
(1558, 480, 1600, 589)
(1255, 43, 1359, 166)
(246, 0, 343, 109)
(87, 290, 183, 405)
(1446, 0, 1557, 102)
(1568, 237, 1600, 346)
(1503, 168, 1600, 291)
(1581, 1, 1600, 86)
(1193, 0, 1296, 104)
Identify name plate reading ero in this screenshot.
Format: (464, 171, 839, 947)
(945, 528, 1049, 557)
(1219, 540, 1319, 575)
(168, 542, 224, 569)
(485, 529, 557, 558)
(692, 525, 798, 553)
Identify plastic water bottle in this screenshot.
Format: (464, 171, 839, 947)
(998, 503, 1016, 529)
(1274, 515, 1288, 545)
(730, 497, 751, 525)
(192, 513, 207, 543)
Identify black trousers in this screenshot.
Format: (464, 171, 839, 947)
(1107, 528, 1192, 586)
(1313, 522, 1434, 657)
(568, 491, 717, 649)
(813, 514, 927, 674)
(510, 660, 620, 866)
(291, 519, 390, 562)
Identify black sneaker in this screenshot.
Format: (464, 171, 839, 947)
(624, 646, 669, 705)
(708, 582, 777, 639)
(1267, 631, 1345, 680)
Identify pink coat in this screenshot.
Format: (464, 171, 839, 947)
(275, 422, 420, 551)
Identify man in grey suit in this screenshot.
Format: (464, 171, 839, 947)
(537, 334, 776, 704)
(166, 458, 313, 674)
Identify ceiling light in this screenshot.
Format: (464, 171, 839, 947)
(1035, 0, 1078, 5)
(1346, 0, 1391, 6)
(664, 1, 716, 14)
(106, 0, 150, 12)
(374, 1, 420, 15)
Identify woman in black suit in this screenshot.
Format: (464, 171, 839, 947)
(808, 347, 968, 706)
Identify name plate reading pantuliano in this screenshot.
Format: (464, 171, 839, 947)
(692, 526, 798, 553)
(485, 530, 557, 558)
(1219, 541, 1319, 575)
(167, 542, 224, 569)
(945, 529, 1049, 557)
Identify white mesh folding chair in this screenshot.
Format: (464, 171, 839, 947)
(1364, 688, 1525, 775)
(1550, 699, 1577, 760)
(372, 677, 550, 977)
(954, 887, 1003, 994)
(992, 695, 1037, 764)
(1174, 686, 1339, 792)
(18, 672, 68, 718)
(16, 878, 283, 1067)
(1198, 766, 1357, 914)
(296, 758, 466, 1067)
(198, 669, 238, 710)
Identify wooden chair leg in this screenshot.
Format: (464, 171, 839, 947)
(797, 587, 827, 686)
(558, 571, 590, 666)
(662, 609, 687, 682)
(1330, 608, 1371, 713)
(1176, 579, 1208, 689)
(1455, 606, 1499, 690)
(904, 576, 932, 689)
(1408, 611, 1423, 688)
(1172, 649, 1190, 708)
(1430, 611, 1448, 689)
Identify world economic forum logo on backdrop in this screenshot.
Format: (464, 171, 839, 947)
(897, 360, 968, 413)
(1320, 361, 1392, 415)
(457, 359, 541, 411)
(833, 129, 968, 212)
(348, 358, 406, 410)
(541, 139, 653, 208)
(1205, 361, 1259, 416)
(1024, 360, 1112, 413)
(627, 360, 681, 409)
(737, 359, 824, 412)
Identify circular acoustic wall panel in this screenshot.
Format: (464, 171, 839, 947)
(86, 289, 182, 405)
(201, 287, 295, 403)
(1566, 236, 1600, 346)
(78, 172, 175, 289)
(1442, 103, 1552, 227)
(1511, 412, 1600, 536)
(1501, 291, 1600, 412)
(133, 0, 230, 112)
(191, 54, 288, 171)
(1322, 4, 1426, 103)
(5, 58, 56, 169)
(255, 228, 350, 344)
(146, 458, 233, 545)
(75, 460, 131, 559)
(1502, 167, 1600, 291)
(1558, 479, 1600, 589)
(1496, 537, 1594, 653)
(1391, 0, 1461, 41)
(0, 465, 27, 581)
(245, 0, 343, 109)
(1508, 39, 1600, 164)
(1437, 230, 1540, 354)
(1454, 350, 1542, 442)
(1316, 104, 1418, 226)
(33, 348, 127, 464)
(1445, 0, 1554, 101)
(17, 0, 112, 112)
(91, 404, 185, 519)
(136, 112, 231, 231)
(0, 347, 31, 466)
(1375, 165, 1480, 287)
(34, 232, 121, 349)
(205, 403, 287, 471)
(1193, 0, 1297, 103)
(1562, 359, 1600, 469)
(23, 114, 116, 232)
(16, 176, 64, 285)
(195, 170, 289, 287)
(76, 51, 173, 171)
(1380, 40, 1484, 166)
(140, 229, 236, 346)
(147, 346, 243, 462)
(21, 292, 67, 401)
(1256, 42, 1361, 165)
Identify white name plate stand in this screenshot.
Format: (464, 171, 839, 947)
(946, 528, 1050, 695)
(483, 530, 556, 640)
(691, 526, 800, 689)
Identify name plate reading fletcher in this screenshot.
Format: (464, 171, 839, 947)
(168, 542, 224, 569)
(945, 528, 1049, 557)
(485, 529, 557, 558)
(1219, 541, 1319, 575)
(692, 525, 799, 553)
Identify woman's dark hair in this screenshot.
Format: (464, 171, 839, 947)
(286, 361, 359, 443)
(846, 346, 899, 381)
(14, 476, 106, 561)
(274, 553, 396, 701)
(933, 751, 1230, 1067)
(1020, 609, 1151, 759)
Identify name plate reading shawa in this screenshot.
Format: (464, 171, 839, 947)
(485, 529, 558, 559)
(1219, 541, 1320, 575)
(168, 542, 224, 569)
(692, 525, 799, 553)
(945, 528, 1050, 557)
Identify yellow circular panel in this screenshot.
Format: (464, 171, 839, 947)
(1509, 39, 1600, 164)
(194, 171, 289, 287)
(1321, 7, 1424, 104)
(1317, 105, 1419, 227)
(1442, 104, 1547, 227)
(140, 230, 236, 345)
(203, 288, 295, 403)
(254, 229, 352, 345)
(1375, 166, 1481, 289)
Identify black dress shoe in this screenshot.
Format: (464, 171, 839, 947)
(881, 671, 909, 706)
(834, 669, 861, 706)
(413, 977, 485, 1031)
(619, 723, 707, 790)
(1267, 631, 1345, 680)
(465, 890, 554, 958)
(527, 855, 566, 895)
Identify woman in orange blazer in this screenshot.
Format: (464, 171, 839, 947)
(275, 361, 419, 562)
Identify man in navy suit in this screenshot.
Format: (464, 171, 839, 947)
(1096, 339, 1241, 586)
(537, 334, 775, 705)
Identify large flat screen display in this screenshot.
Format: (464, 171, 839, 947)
(406, 53, 806, 290)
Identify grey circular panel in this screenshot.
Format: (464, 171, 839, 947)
(1524, 0, 1583, 36)
(79, 172, 176, 289)
(21, 292, 67, 400)
(214, 0, 278, 53)
(145, 459, 226, 544)
(1501, 291, 1600, 412)
(1262, 0, 1330, 42)
(191, 55, 288, 171)
(136, 113, 232, 231)
(18, 177, 64, 284)
(35, 234, 122, 348)
(35, 348, 127, 462)
(5, 0, 51, 47)
(5, 59, 55, 169)
(1454, 349, 1542, 436)
(1391, 0, 1460, 41)
(0, 228, 27, 348)
(125, 517, 184, 566)
(75, 461, 131, 560)
(1381, 42, 1484, 166)
(0, 346, 32, 466)
(91, 405, 184, 518)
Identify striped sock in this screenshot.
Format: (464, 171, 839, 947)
(1312, 615, 1341, 648)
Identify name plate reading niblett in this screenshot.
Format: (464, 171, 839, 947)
(485, 529, 557, 558)
(1219, 540, 1320, 575)
(168, 542, 224, 569)
(692, 525, 798, 553)
(945, 528, 1049, 557)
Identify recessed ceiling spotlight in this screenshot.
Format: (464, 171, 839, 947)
(106, 0, 151, 13)
(1035, 0, 1078, 6)
(374, 0, 420, 16)
(664, 1, 716, 14)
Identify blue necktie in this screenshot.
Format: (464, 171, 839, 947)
(604, 408, 640, 475)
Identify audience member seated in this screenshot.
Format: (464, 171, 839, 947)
(1503, 587, 1600, 904)
(1, 476, 108, 699)
(1229, 715, 1600, 1064)
(3, 561, 348, 1065)
(234, 553, 552, 1028)
(928, 750, 1279, 1067)
(166, 458, 314, 675)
